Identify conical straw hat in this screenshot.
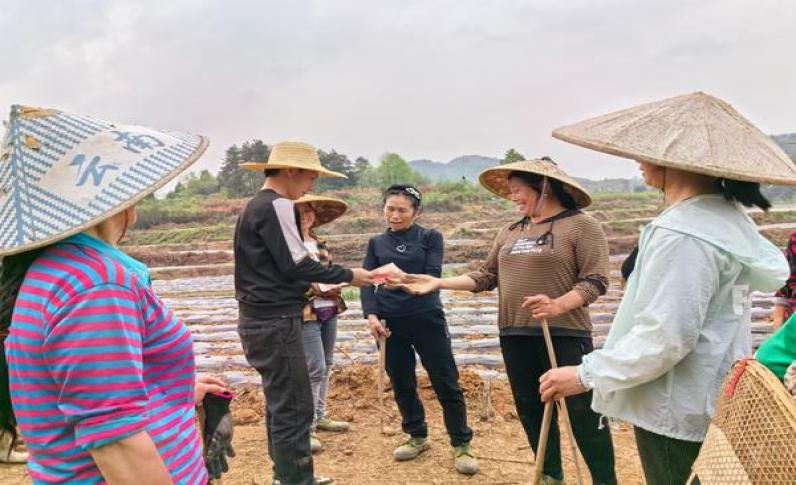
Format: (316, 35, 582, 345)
(0, 105, 208, 256)
(552, 92, 796, 185)
(294, 193, 348, 227)
(240, 141, 345, 178)
(479, 158, 592, 208)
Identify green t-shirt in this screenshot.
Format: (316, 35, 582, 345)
(756, 313, 796, 380)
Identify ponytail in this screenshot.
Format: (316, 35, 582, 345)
(715, 179, 771, 211)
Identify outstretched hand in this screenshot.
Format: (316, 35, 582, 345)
(388, 273, 441, 295)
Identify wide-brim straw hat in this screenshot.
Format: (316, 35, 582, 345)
(294, 194, 348, 227)
(0, 105, 208, 256)
(479, 158, 592, 208)
(240, 141, 345, 178)
(552, 91, 796, 185)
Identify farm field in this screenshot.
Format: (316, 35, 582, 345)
(0, 191, 789, 485)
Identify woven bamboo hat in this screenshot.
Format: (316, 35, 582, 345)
(240, 141, 345, 178)
(294, 193, 348, 227)
(479, 158, 592, 208)
(0, 105, 208, 256)
(552, 92, 796, 185)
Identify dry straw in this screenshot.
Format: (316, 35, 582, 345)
(240, 141, 346, 178)
(552, 92, 796, 185)
(690, 360, 796, 484)
(479, 158, 592, 208)
(294, 193, 348, 227)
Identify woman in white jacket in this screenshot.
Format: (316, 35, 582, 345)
(539, 92, 795, 485)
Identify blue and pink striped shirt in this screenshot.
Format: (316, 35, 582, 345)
(6, 234, 207, 484)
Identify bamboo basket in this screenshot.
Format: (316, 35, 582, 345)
(690, 359, 796, 484)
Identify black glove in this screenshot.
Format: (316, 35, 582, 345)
(202, 391, 235, 480)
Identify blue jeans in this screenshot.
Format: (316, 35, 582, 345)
(302, 316, 337, 429)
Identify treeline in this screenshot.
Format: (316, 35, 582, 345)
(168, 140, 431, 199)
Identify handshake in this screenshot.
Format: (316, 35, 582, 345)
(348, 264, 440, 295)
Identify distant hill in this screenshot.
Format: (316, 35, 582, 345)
(574, 177, 648, 193)
(410, 155, 648, 192)
(410, 155, 499, 182)
(773, 133, 796, 161)
(409, 133, 796, 193)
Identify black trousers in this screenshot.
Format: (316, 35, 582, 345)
(635, 426, 702, 485)
(239, 314, 316, 485)
(384, 310, 473, 446)
(500, 335, 617, 485)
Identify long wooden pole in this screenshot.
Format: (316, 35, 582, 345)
(532, 401, 554, 485)
(377, 334, 387, 432)
(540, 318, 585, 485)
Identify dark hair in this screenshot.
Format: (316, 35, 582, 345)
(715, 179, 771, 211)
(621, 246, 639, 282)
(507, 171, 578, 210)
(383, 184, 422, 210)
(264, 168, 281, 178)
(0, 248, 46, 444)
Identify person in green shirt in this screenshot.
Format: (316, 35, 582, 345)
(756, 313, 796, 381)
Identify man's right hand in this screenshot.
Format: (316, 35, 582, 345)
(349, 268, 374, 287)
(367, 315, 391, 339)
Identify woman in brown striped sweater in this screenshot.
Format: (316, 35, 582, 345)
(398, 158, 617, 485)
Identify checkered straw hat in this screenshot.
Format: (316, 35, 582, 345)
(0, 105, 208, 256)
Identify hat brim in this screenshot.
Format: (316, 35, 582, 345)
(240, 161, 346, 178)
(301, 200, 348, 227)
(479, 164, 592, 209)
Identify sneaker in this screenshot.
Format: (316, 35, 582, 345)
(453, 443, 479, 475)
(316, 416, 351, 432)
(393, 437, 431, 461)
(541, 475, 566, 485)
(272, 477, 334, 485)
(310, 434, 323, 453)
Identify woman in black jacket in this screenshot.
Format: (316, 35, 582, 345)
(361, 184, 477, 476)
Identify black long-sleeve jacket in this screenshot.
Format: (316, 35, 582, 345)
(360, 224, 443, 318)
(234, 189, 353, 317)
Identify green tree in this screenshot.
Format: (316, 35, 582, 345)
(501, 148, 525, 165)
(314, 150, 359, 191)
(217, 140, 268, 197)
(167, 170, 219, 198)
(358, 152, 426, 188)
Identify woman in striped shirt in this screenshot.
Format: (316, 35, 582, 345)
(398, 159, 616, 485)
(0, 105, 226, 484)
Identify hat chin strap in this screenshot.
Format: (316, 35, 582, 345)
(531, 177, 548, 219)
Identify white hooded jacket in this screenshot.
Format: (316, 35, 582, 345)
(579, 194, 788, 441)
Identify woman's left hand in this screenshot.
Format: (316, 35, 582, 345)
(522, 294, 565, 319)
(539, 366, 586, 402)
(195, 375, 230, 405)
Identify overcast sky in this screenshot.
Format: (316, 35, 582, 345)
(2, 0, 794, 181)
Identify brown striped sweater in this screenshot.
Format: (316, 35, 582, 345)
(465, 210, 609, 336)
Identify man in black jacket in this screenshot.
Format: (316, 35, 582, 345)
(235, 141, 372, 485)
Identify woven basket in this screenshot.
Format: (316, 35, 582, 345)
(691, 359, 796, 484)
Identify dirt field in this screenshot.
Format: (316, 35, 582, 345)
(0, 365, 645, 485)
